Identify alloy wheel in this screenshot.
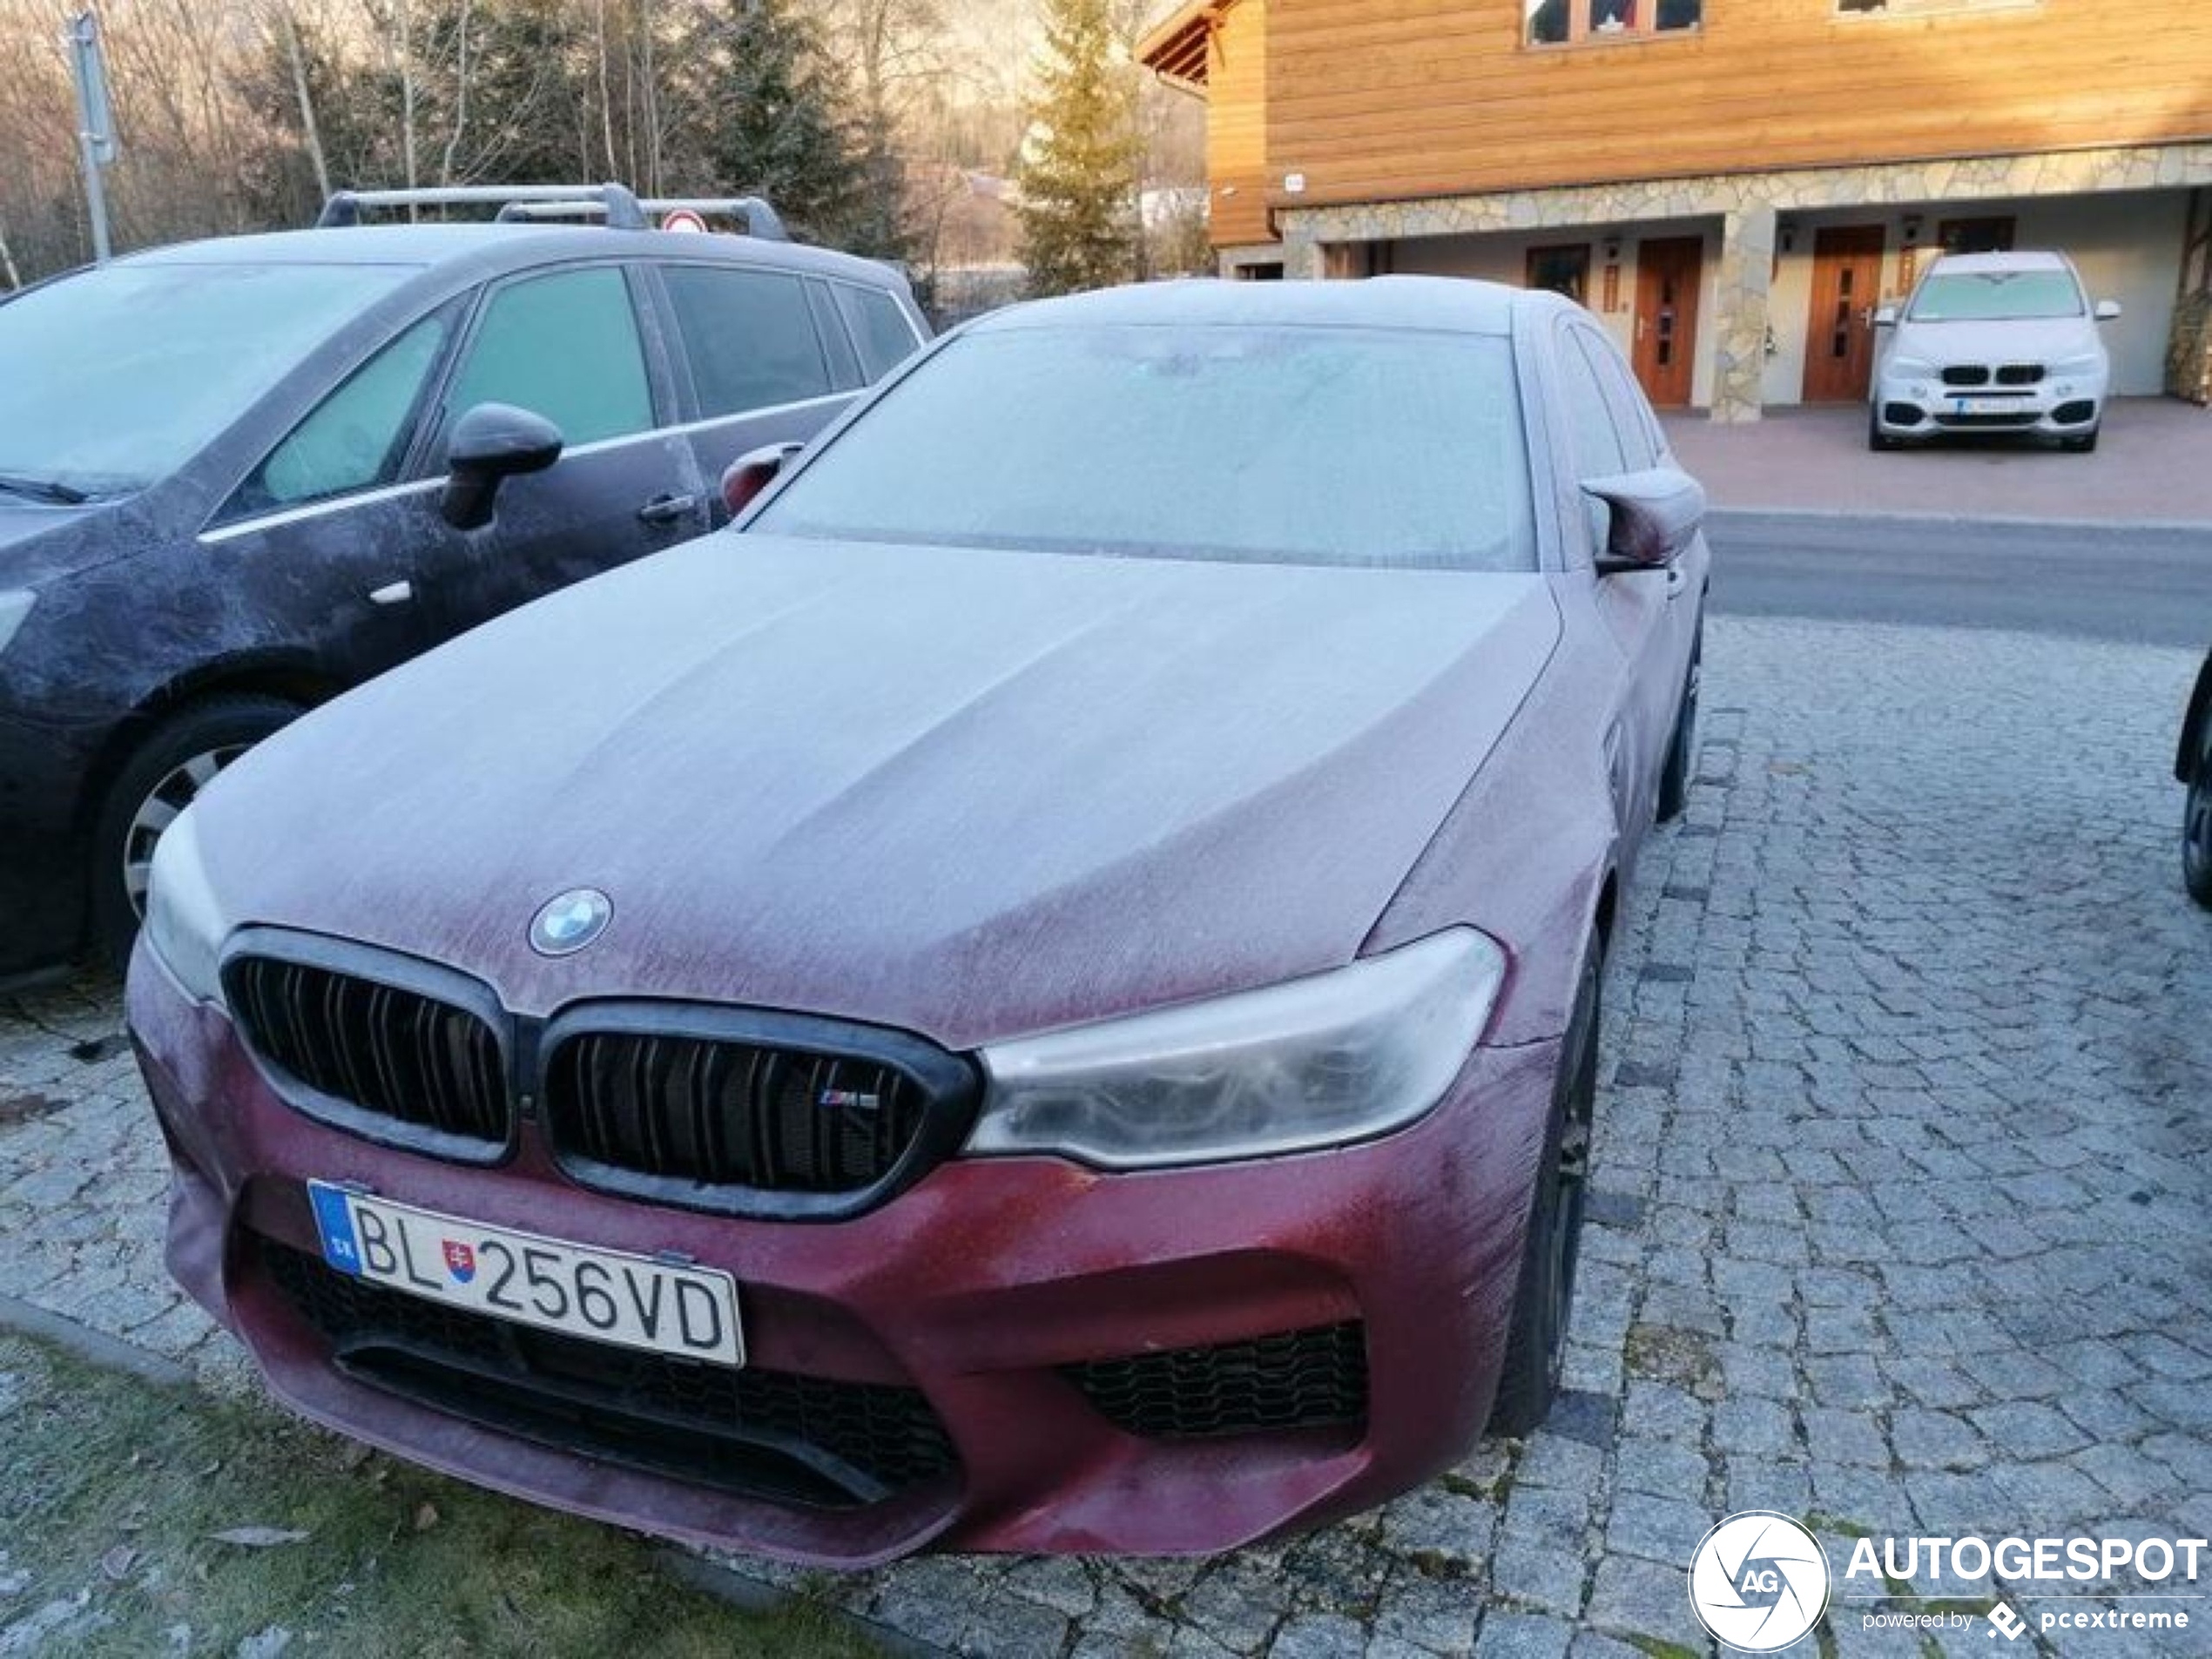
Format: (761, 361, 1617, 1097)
(2188, 739, 2212, 894)
(121, 744, 252, 918)
(1543, 1016, 1596, 1387)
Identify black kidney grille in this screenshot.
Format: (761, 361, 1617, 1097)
(1940, 365, 1991, 387)
(1996, 362, 2044, 385)
(1065, 1323, 1369, 1440)
(260, 1241, 955, 1505)
(227, 956, 505, 1144)
(546, 1032, 928, 1194)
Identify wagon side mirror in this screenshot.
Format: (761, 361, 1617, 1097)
(1584, 466, 1706, 572)
(1873, 304, 1898, 327)
(2094, 299, 2122, 322)
(441, 402, 564, 531)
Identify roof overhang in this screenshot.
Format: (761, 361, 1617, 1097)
(1137, 0, 1231, 93)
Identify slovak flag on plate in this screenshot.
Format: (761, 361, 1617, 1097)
(442, 1239, 476, 1284)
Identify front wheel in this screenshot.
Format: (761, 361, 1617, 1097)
(1655, 625, 1703, 824)
(1487, 944, 1600, 1435)
(2061, 428, 2101, 455)
(89, 694, 301, 968)
(1868, 408, 1901, 452)
(2185, 724, 2212, 910)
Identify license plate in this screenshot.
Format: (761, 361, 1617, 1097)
(307, 1181, 743, 1366)
(1953, 396, 2020, 415)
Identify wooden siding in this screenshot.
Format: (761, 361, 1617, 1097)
(1210, 0, 1272, 246)
(1224, 0, 2212, 223)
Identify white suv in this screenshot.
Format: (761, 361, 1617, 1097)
(1870, 251, 2118, 453)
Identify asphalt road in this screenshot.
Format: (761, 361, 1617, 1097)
(1707, 509, 2212, 650)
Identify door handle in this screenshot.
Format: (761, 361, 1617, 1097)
(637, 493, 698, 526)
(368, 579, 413, 606)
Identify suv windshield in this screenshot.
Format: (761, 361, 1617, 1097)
(753, 325, 1535, 572)
(1909, 269, 2084, 323)
(0, 260, 415, 498)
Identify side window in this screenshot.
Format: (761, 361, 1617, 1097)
(806, 280, 863, 390)
(1554, 328, 1626, 551)
(233, 307, 455, 515)
(833, 284, 923, 381)
(1575, 331, 1660, 469)
(662, 265, 833, 417)
(442, 267, 652, 448)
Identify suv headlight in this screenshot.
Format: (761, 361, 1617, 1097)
(144, 806, 230, 1003)
(1884, 356, 1935, 381)
(2051, 354, 2103, 379)
(0, 590, 35, 658)
(967, 928, 1507, 1170)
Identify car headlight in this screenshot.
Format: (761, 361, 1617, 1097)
(144, 806, 230, 1003)
(2051, 354, 2103, 379)
(1884, 357, 1934, 381)
(0, 590, 35, 658)
(967, 928, 1507, 1170)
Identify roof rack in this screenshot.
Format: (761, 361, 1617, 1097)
(316, 183, 651, 231)
(493, 194, 790, 242)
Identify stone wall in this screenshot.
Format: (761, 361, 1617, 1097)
(2170, 292, 2212, 407)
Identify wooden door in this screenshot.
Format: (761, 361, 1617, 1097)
(1802, 225, 1888, 401)
(1632, 237, 1703, 408)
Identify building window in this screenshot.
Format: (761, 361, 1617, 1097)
(1526, 0, 1700, 45)
(1835, 0, 2038, 17)
(1527, 245, 1593, 305)
(1938, 216, 2017, 254)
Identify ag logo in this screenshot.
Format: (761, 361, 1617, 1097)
(1687, 1511, 1831, 1651)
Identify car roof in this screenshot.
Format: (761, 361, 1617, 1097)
(968, 274, 1535, 337)
(120, 223, 906, 289)
(1926, 250, 2073, 276)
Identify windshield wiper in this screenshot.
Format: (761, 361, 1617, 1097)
(0, 473, 90, 505)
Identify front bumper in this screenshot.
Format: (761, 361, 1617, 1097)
(127, 942, 1561, 1566)
(1871, 370, 2107, 441)
(0, 709, 104, 981)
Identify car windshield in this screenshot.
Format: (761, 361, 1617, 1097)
(1909, 269, 2083, 322)
(753, 325, 1536, 571)
(0, 260, 415, 498)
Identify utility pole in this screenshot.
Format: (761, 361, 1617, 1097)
(67, 11, 118, 263)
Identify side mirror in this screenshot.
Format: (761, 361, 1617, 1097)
(2094, 299, 2122, 322)
(1584, 467, 1706, 572)
(721, 442, 804, 518)
(1873, 304, 1898, 327)
(440, 402, 563, 531)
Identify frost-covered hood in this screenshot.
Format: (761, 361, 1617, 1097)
(1889, 314, 2104, 369)
(195, 533, 1561, 1049)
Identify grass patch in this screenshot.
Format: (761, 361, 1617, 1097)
(1622, 1635, 1703, 1659)
(0, 1332, 875, 1657)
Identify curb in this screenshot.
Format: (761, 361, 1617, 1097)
(1707, 505, 2212, 534)
(0, 1292, 193, 1388)
(0, 1291, 934, 1655)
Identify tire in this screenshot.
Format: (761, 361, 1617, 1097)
(2062, 428, 2100, 455)
(1655, 624, 1703, 824)
(1488, 943, 1600, 1436)
(89, 694, 300, 968)
(2186, 722, 2212, 910)
(1867, 409, 1900, 452)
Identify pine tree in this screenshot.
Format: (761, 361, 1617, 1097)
(1015, 0, 1140, 296)
(677, 0, 874, 249)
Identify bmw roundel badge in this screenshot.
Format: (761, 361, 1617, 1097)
(529, 887, 612, 956)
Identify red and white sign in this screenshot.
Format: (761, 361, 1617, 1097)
(659, 208, 708, 234)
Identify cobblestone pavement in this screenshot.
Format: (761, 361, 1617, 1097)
(5, 616, 2211, 1657)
